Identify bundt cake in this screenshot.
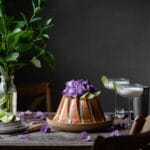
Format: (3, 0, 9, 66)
(53, 79, 106, 124)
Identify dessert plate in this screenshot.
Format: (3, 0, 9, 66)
(47, 116, 113, 132)
(0, 119, 26, 134)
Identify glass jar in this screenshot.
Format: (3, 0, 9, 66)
(0, 75, 17, 114)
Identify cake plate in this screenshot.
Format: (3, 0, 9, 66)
(47, 116, 113, 132)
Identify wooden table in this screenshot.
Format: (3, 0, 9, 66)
(0, 113, 129, 150)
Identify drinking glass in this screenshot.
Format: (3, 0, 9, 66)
(114, 83, 143, 125)
(101, 76, 130, 118)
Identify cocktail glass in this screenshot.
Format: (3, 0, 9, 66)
(114, 83, 143, 125)
(101, 75, 130, 118)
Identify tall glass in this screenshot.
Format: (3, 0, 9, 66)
(101, 76, 130, 118)
(114, 84, 143, 125)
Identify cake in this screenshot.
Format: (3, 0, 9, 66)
(53, 79, 105, 124)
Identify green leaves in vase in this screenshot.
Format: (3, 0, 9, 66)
(0, 0, 55, 76)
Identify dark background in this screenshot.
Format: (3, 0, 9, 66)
(8, 0, 150, 112)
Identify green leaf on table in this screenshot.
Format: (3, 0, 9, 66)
(0, 114, 15, 123)
(0, 110, 16, 123)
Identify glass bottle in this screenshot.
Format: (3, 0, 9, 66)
(0, 75, 17, 114)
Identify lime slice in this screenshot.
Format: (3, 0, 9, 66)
(101, 75, 109, 88)
(80, 92, 89, 99)
(94, 91, 101, 97)
(80, 91, 101, 100)
(113, 82, 120, 94)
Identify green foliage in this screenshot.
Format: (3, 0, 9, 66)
(0, 0, 55, 76)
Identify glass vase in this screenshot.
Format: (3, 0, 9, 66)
(0, 75, 17, 114)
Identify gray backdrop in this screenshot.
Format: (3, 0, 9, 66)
(13, 0, 150, 112)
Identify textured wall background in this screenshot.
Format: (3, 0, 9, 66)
(11, 0, 150, 112)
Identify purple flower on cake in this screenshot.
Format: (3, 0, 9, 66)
(62, 79, 97, 98)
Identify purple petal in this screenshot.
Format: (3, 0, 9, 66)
(17, 112, 25, 118)
(111, 130, 120, 137)
(40, 124, 51, 133)
(34, 111, 48, 120)
(20, 134, 31, 140)
(81, 131, 92, 142)
(26, 120, 38, 126)
(40, 114, 48, 120)
(122, 119, 129, 129)
(24, 110, 32, 115)
(35, 111, 43, 118)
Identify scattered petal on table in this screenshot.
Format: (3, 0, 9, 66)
(122, 118, 129, 129)
(35, 111, 43, 118)
(81, 131, 92, 142)
(20, 134, 31, 140)
(111, 130, 120, 137)
(26, 120, 38, 126)
(17, 110, 32, 118)
(24, 110, 32, 115)
(17, 112, 25, 118)
(40, 124, 51, 133)
(35, 111, 48, 120)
